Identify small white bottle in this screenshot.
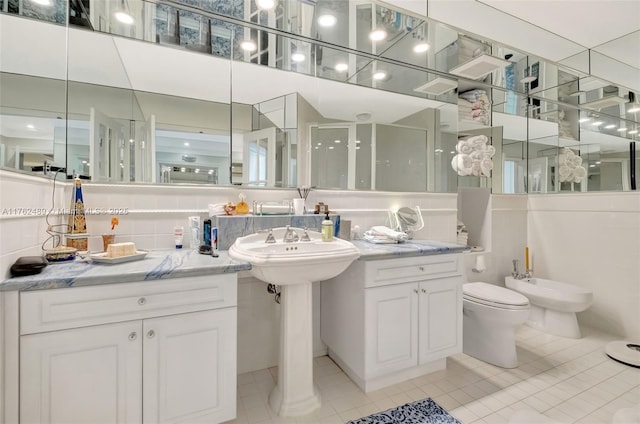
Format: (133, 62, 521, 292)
(321, 212, 333, 242)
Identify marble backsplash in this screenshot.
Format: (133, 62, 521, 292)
(215, 215, 340, 250)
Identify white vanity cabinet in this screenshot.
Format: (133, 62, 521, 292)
(321, 253, 463, 392)
(18, 274, 237, 424)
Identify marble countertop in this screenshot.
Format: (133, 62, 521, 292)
(1, 240, 468, 292)
(353, 239, 470, 260)
(0, 249, 251, 292)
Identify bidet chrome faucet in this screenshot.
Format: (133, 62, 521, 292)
(512, 259, 524, 279)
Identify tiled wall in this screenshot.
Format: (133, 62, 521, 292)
(528, 192, 640, 340)
(3, 171, 637, 344)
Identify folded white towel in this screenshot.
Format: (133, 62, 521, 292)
(208, 204, 226, 217)
(363, 233, 400, 244)
(370, 226, 409, 242)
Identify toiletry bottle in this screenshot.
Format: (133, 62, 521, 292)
(236, 193, 249, 215)
(322, 212, 333, 242)
(203, 219, 211, 246)
(174, 226, 184, 249)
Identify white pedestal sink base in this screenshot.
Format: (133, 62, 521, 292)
(269, 282, 321, 417)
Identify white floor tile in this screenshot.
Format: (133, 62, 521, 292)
(227, 325, 637, 424)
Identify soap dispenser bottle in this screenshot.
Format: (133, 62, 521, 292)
(322, 212, 333, 242)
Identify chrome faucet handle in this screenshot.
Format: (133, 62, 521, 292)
(512, 259, 521, 279)
(300, 227, 311, 242)
(283, 225, 296, 243)
(264, 229, 276, 244)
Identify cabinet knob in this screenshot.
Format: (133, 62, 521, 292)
(421, 288, 426, 293)
(418, 266, 424, 271)
(137, 297, 147, 306)
(146, 330, 155, 339)
(413, 289, 419, 294)
(128, 332, 137, 341)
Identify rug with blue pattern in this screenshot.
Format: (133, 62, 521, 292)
(347, 398, 461, 424)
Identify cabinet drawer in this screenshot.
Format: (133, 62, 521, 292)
(20, 274, 237, 335)
(364, 254, 461, 288)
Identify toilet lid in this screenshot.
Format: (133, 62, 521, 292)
(464, 282, 529, 309)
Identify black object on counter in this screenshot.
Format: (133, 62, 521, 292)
(10, 256, 48, 277)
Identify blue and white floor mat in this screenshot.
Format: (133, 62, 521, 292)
(347, 398, 461, 424)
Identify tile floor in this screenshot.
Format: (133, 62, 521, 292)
(228, 325, 639, 424)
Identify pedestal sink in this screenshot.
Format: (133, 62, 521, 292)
(229, 227, 360, 417)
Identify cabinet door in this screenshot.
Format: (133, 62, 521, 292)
(365, 283, 418, 378)
(21, 320, 143, 424)
(418, 276, 463, 364)
(143, 308, 237, 424)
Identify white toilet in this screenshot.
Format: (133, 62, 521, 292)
(463, 282, 530, 368)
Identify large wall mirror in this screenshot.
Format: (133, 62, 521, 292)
(1, 0, 638, 193)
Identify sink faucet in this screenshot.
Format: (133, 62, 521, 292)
(300, 228, 311, 242)
(283, 225, 297, 243)
(264, 229, 276, 243)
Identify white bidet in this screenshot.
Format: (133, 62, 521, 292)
(505, 276, 593, 338)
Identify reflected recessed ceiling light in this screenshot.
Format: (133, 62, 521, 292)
(115, 11, 134, 24)
(591, 121, 604, 126)
(596, 161, 601, 164)
(291, 53, 305, 62)
(317, 142, 322, 146)
(26, 124, 35, 129)
(450, 151, 456, 154)
(369, 29, 387, 41)
(334, 62, 348, 72)
(373, 71, 387, 81)
(208, 170, 214, 175)
(328, 146, 335, 150)
(578, 117, 592, 123)
(589, 164, 596, 168)
(413, 42, 430, 53)
(617, 128, 628, 132)
(356, 112, 371, 121)
(355, 140, 361, 144)
(195, 169, 200, 173)
(81, 160, 87, 164)
(180, 167, 186, 172)
(356, 146, 361, 150)
(240, 40, 257, 52)
(628, 106, 640, 113)
(256, 0, 275, 9)
(317, 14, 337, 27)
(31, 0, 51, 5)
(334, 140, 341, 143)
(435, 149, 443, 153)
(129, 138, 134, 143)
(184, 142, 189, 146)
(604, 124, 616, 129)
(629, 129, 639, 134)
(314, 146, 319, 150)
